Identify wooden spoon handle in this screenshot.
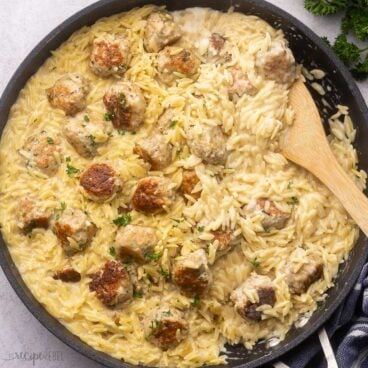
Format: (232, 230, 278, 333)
(309, 149, 368, 237)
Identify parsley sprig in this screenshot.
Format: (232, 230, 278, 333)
(304, 0, 368, 80)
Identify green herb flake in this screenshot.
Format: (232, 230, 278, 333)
(87, 134, 97, 147)
(109, 246, 117, 257)
(66, 163, 80, 177)
(162, 310, 172, 316)
(287, 181, 293, 189)
(47, 137, 54, 144)
(65, 156, 71, 162)
(170, 120, 178, 128)
(289, 196, 299, 205)
(192, 296, 201, 306)
(145, 252, 161, 262)
(250, 257, 260, 268)
(133, 290, 143, 299)
(160, 268, 170, 279)
(113, 213, 132, 227)
(103, 112, 114, 121)
(197, 226, 205, 232)
(119, 93, 126, 104)
(84, 115, 90, 123)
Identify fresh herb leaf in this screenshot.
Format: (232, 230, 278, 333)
(162, 310, 172, 316)
(170, 218, 181, 223)
(66, 164, 80, 177)
(113, 213, 132, 227)
(287, 181, 293, 189)
(192, 296, 201, 306)
(321, 36, 331, 46)
(250, 257, 260, 268)
(342, 7, 368, 41)
(119, 93, 126, 104)
(160, 268, 170, 279)
(197, 226, 205, 232)
(332, 34, 361, 65)
(84, 115, 90, 122)
(304, 0, 348, 16)
(47, 137, 54, 144)
(109, 246, 117, 257)
(145, 252, 161, 262)
(351, 56, 368, 80)
(289, 196, 299, 205)
(65, 156, 71, 162)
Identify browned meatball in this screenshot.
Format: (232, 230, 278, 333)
(133, 134, 172, 170)
(63, 115, 111, 158)
(230, 274, 276, 321)
(157, 47, 200, 85)
(53, 208, 97, 255)
(180, 170, 201, 199)
(228, 66, 257, 100)
(47, 73, 90, 116)
(172, 249, 212, 296)
(287, 256, 324, 295)
(255, 40, 296, 85)
(80, 163, 122, 202)
(144, 11, 182, 53)
(212, 229, 238, 259)
(115, 224, 157, 263)
(90, 33, 131, 77)
(205, 33, 232, 63)
(186, 124, 228, 165)
(103, 82, 146, 131)
(144, 305, 188, 350)
(53, 267, 81, 282)
(89, 261, 133, 307)
(246, 198, 290, 231)
(20, 132, 62, 176)
(131, 176, 175, 214)
(16, 197, 50, 234)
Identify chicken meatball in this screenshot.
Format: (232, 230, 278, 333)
(212, 229, 238, 259)
(246, 198, 290, 231)
(287, 256, 324, 295)
(47, 73, 90, 116)
(131, 176, 176, 214)
(80, 163, 122, 202)
(144, 11, 182, 53)
(90, 33, 131, 77)
(16, 197, 50, 234)
(205, 33, 232, 63)
(228, 66, 257, 100)
(230, 274, 276, 321)
(144, 305, 188, 350)
(186, 124, 227, 165)
(133, 134, 172, 170)
(180, 170, 201, 199)
(63, 115, 112, 158)
(172, 249, 212, 296)
(115, 224, 158, 263)
(53, 208, 97, 255)
(103, 82, 146, 131)
(20, 132, 62, 176)
(89, 261, 133, 307)
(53, 267, 81, 282)
(255, 40, 296, 85)
(157, 47, 200, 85)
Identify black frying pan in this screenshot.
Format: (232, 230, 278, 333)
(0, 1, 367, 367)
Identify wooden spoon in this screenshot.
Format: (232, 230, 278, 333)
(282, 78, 368, 236)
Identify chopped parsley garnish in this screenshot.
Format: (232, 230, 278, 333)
(104, 112, 115, 121)
(66, 163, 80, 177)
(87, 134, 97, 147)
(107, 131, 113, 137)
(197, 226, 205, 232)
(162, 310, 172, 316)
(145, 252, 161, 262)
(109, 246, 117, 257)
(170, 218, 181, 223)
(133, 290, 143, 299)
(113, 213, 132, 227)
(118, 130, 126, 136)
(192, 296, 201, 306)
(65, 156, 71, 162)
(160, 268, 170, 279)
(54, 202, 66, 220)
(287, 181, 293, 189)
(170, 120, 178, 128)
(84, 115, 90, 122)
(250, 257, 260, 268)
(149, 320, 161, 336)
(47, 137, 54, 144)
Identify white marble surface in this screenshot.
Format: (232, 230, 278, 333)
(0, 1, 367, 367)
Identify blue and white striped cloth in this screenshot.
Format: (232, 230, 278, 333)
(273, 263, 368, 368)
